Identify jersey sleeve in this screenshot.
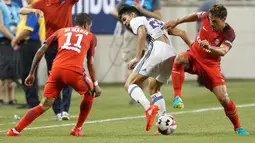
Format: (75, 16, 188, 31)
(87, 34, 97, 57)
(24, 14, 39, 32)
(198, 12, 208, 20)
(222, 27, 235, 49)
(130, 17, 145, 34)
(70, 0, 79, 4)
(31, 0, 43, 10)
(44, 30, 60, 46)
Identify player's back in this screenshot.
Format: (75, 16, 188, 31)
(130, 16, 173, 47)
(52, 26, 95, 74)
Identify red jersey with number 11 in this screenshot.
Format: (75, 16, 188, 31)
(45, 26, 97, 74)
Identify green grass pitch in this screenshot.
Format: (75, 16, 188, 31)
(0, 80, 255, 143)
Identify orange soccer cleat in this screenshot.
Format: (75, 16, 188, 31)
(70, 127, 85, 136)
(145, 104, 159, 131)
(6, 128, 21, 136)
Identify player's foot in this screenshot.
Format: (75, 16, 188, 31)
(61, 111, 70, 120)
(172, 96, 184, 109)
(70, 127, 85, 136)
(6, 128, 21, 136)
(236, 128, 249, 135)
(145, 104, 159, 131)
(56, 113, 62, 121)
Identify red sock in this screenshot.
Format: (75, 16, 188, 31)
(172, 63, 185, 98)
(224, 100, 241, 130)
(14, 105, 44, 132)
(75, 92, 94, 128)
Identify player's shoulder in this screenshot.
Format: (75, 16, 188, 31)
(130, 16, 146, 24)
(223, 23, 235, 40)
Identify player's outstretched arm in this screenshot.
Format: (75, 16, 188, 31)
(168, 28, 192, 47)
(29, 44, 49, 75)
(25, 44, 49, 86)
(163, 12, 204, 30)
(127, 26, 146, 70)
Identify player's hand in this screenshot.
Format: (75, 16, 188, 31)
(25, 74, 35, 86)
(94, 85, 102, 97)
(199, 40, 210, 49)
(32, 9, 44, 17)
(162, 20, 178, 30)
(11, 38, 20, 51)
(128, 57, 140, 70)
(133, 2, 142, 11)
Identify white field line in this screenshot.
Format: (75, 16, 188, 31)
(0, 103, 254, 133)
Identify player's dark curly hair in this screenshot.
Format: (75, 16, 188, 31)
(75, 13, 92, 26)
(118, 4, 140, 20)
(209, 4, 227, 19)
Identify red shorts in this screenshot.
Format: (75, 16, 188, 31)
(185, 52, 225, 91)
(44, 68, 93, 98)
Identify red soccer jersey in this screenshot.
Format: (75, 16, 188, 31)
(191, 12, 235, 65)
(31, 0, 79, 38)
(45, 26, 97, 74)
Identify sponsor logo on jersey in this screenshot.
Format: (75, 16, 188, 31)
(202, 26, 208, 32)
(214, 39, 220, 45)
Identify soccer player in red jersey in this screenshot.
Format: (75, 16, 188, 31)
(163, 4, 249, 135)
(19, 0, 79, 119)
(19, 0, 78, 39)
(6, 13, 101, 136)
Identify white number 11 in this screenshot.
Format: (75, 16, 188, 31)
(63, 32, 83, 48)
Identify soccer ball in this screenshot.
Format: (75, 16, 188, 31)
(156, 115, 177, 135)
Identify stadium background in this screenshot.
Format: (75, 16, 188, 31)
(14, 0, 255, 85)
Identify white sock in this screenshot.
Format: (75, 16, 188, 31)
(151, 92, 166, 116)
(12, 128, 20, 134)
(128, 84, 150, 110)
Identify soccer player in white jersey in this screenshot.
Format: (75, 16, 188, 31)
(118, 5, 192, 131)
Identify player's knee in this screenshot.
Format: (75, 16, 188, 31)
(220, 95, 230, 106)
(149, 86, 158, 95)
(40, 97, 54, 111)
(149, 81, 161, 95)
(175, 53, 187, 65)
(40, 103, 51, 111)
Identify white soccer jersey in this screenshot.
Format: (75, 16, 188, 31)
(130, 16, 168, 41)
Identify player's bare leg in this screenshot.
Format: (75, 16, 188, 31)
(6, 97, 55, 136)
(212, 85, 249, 135)
(70, 92, 94, 136)
(172, 53, 190, 109)
(124, 72, 159, 131)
